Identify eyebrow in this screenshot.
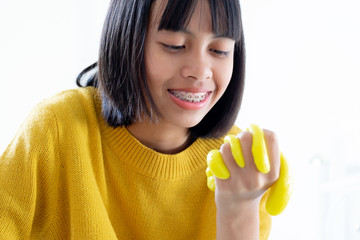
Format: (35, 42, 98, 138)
(160, 28, 232, 40)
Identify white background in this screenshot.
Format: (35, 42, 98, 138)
(1, 0, 360, 239)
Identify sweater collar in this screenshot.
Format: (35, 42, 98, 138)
(102, 125, 222, 179)
(91, 87, 223, 179)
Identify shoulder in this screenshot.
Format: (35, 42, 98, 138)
(12, 87, 101, 150)
(29, 87, 100, 127)
(17, 86, 98, 130)
(38, 87, 98, 117)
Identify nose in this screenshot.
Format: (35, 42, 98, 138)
(180, 53, 213, 81)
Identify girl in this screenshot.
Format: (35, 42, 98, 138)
(0, 0, 280, 239)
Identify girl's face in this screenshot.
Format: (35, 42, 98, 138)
(144, 0, 235, 129)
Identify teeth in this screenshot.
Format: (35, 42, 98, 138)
(169, 90, 208, 103)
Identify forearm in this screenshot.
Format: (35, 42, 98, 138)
(216, 201, 260, 240)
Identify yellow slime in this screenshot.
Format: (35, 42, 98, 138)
(247, 124, 270, 174)
(266, 152, 293, 216)
(206, 124, 293, 216)
(207, 150, 230, 180)
(224, 135, 245, 168)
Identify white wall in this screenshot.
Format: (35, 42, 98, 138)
(0, 0, 108, 152)
(239, 0, 360, 239)
(1, 0, 359, 239)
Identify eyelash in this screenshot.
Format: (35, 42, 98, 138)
(209, 48, 229, 56)
(162, 44, 185, 51)
(162, 44, 229, 57)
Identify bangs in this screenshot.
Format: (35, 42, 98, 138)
(158, 0, 242, 41)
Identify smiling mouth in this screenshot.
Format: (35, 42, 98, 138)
(168, 90, 210, 103)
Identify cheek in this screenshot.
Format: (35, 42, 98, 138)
(145, 50, 174, 88)
(144, 55, 163, 95)
(145, 51, 158, 83)
(214, 59, 234, 94)
(224, 60, 234, 84)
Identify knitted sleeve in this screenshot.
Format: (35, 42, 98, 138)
(0, 102, 60, 239)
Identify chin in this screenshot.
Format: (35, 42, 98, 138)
(160, 109, 209, 129)
(173, 117, 204, 129)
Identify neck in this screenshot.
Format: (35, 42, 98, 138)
(127, 120, 192, 154)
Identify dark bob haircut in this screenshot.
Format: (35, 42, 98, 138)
(77, 0, 245, 139)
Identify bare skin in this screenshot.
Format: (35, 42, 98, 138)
(128, 0, 281, 238)
(128, 0, 234, 154)
(215, 130, 280, 239)
(127, 119, 191, 154)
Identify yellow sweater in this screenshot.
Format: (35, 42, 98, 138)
(0, 87, 271, 239)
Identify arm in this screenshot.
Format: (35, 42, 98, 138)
(0, 104, 60, 239)
(216, 199, 260, 240)
(211, 129, 280, 239)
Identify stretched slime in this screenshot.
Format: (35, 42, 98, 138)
(206, 124, 293, 216)
(248, 124, 270, 174)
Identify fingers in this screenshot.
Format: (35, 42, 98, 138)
(263, 129, 281, 186)
(219, 132, 256, 178)
(205, 124, 292, 216)
(261, 130, 292, 216)
(206, 125, 280, 184)
(234, 131, 257, 172)
(219, 132, 268, 193)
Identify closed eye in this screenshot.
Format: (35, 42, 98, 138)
(162, 44, 185, 51)
(210, 48, 229, 56)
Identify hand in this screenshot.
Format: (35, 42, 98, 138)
(206, 124, 292, 216)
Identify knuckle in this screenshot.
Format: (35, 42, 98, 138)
(264, 130, 278, 145)
(220, 142, 230, 152)
(269, 165, 280, 183)
(272, 168, 280, 182)
(237, 131, 252, 144)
